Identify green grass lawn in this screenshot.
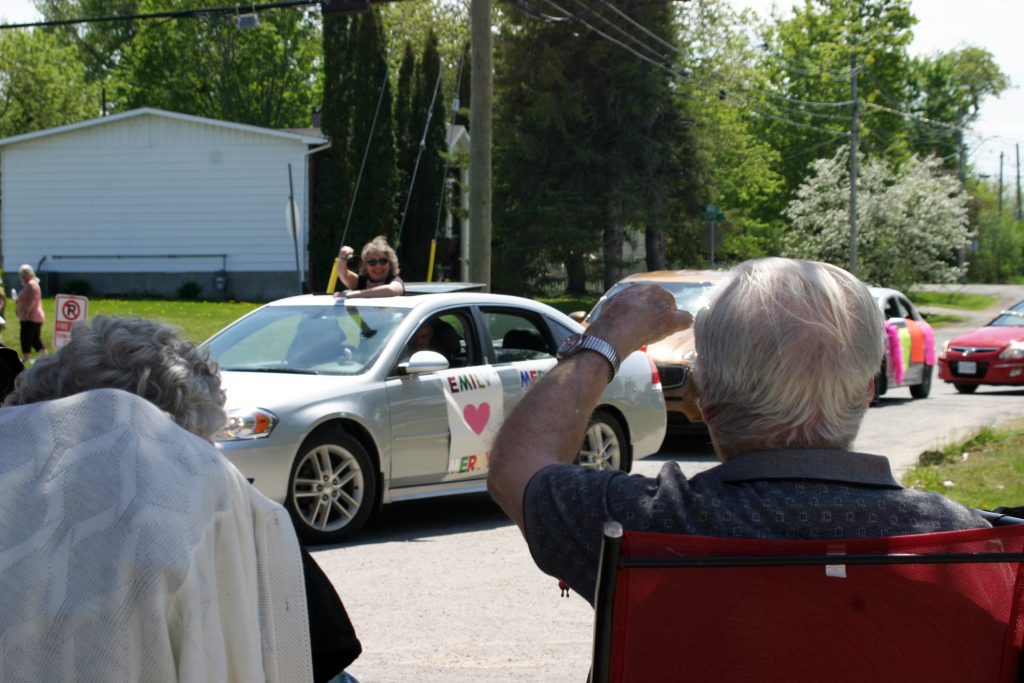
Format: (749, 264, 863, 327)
(3, 294, 600, 349)
(538, 296, 598, 316)
(908, 290, 998, 311)
(920, 312, 966, 326)
(903, 422, 1024, 510)
(6, 298, 264, 347)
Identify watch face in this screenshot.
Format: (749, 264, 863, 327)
(557, 333, 582, 357)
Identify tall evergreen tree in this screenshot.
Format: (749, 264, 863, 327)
(310, 13, 355, 291)
(310, 10, 397, 291)
(494, 0, 699, 294)
(397, 30, 447, 280)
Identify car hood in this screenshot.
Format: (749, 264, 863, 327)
(219, 369, 366, 411)
(645, 329, 696, 365)
(948, 326, 1024, 348)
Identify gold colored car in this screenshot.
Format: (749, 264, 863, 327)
(575, 270, 726, 432)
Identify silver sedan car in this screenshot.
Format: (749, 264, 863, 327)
(205, 292, 667, 543)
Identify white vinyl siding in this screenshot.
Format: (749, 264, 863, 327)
(1, 111, 321, 275)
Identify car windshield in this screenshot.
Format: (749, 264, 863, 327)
(990, 308, 1024, 327)
(205, 304, 410, 375)
(588, 280, 715, 323)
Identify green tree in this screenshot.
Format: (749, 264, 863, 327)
(967, 179, 1024, 283)
(676, 0, 785, 264)
(757, 0, 918, 211)
(909, 47, 1009, 168)
(396, 29, 447, 280)
(0, 28, 98, 137)
(310, 9, 397, 291)
(36, 0, 140, 86)
(784, 151, 969, 290)
(111, 1, 321, 128)
(494, 0, 701, 294)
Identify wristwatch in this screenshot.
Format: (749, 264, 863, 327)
(556, 333, 620, 382)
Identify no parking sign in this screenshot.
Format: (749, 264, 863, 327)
(54, 294, 89, 349)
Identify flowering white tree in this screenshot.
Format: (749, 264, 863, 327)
(784, 151, 970, 290)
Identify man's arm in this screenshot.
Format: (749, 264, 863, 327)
(488, 284, 693, 532)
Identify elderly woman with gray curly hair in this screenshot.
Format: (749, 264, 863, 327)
(3, 315, 226, 441)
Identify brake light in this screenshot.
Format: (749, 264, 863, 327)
(641, 345, 661, 387)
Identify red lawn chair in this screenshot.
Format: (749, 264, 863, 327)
(590, 515, 1024, 683)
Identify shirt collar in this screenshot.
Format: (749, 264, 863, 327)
(702, 449, 902, 489)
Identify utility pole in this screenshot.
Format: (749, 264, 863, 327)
(956, 109, 965, 271)
(999, 151, 1004, 216)
(468, 0, 492, 290)
(848, 54, 859, 275)
(1017, 144, 1022, 221)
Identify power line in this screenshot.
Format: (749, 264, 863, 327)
(0, 0, 314, 29)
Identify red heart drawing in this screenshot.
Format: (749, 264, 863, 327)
(463, 403, 490, 435)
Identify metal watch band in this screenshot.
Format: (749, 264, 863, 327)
(578, 334, 619, 382)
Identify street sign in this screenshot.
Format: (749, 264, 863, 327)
(701, 205, 725, 221)
(54, 294, 89, 349)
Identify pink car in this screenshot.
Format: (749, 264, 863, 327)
(870, 287, 935, 402)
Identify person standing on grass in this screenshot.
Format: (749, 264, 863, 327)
(15, 264, 46, 365)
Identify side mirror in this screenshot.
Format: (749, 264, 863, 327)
(568, 311, 587, 324)
(400, 350, 450, 375)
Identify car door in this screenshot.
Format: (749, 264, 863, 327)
(883, 294, 927, 387)
(479, 306, 560, 434)
(384, 308, 498, 487)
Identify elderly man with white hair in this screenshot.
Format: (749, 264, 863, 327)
(488, 257, 989, 605)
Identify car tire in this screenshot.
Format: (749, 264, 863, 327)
(954, 382, 978, 394)
(577, 410, 630, 472)
(286, 425, 378, 544)
(871, 360, 887, 405)
(909, 364, 933, 399)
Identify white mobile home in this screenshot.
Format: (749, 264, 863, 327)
(0, 108, 327, 301)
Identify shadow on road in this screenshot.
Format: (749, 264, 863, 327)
(311, 491, 512, 550)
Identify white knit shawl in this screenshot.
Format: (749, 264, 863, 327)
(0, 389, 313, 682)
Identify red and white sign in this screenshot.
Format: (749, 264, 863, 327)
(54, 294, 89, 349)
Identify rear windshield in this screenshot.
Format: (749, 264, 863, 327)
(587, 280, 715, 323)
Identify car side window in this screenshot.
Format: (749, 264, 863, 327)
(885, 297, 902, 320)
(896, 296, 916, 321)
(433, 313, 473, 368)
(482, 310, 553, 364)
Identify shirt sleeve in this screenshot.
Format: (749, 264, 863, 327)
(523, 461, 702, 605)
(522, 464, 627, 604)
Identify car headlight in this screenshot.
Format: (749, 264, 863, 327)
(999, 341, 1024, 359)
(214, 408, 278, 442)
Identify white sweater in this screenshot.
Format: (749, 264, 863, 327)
(0, 389, 313, 682)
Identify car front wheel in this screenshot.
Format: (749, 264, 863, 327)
(954, 382, 978, 394)
(286, 426, 377, 544)
(577, 410, 630, 472)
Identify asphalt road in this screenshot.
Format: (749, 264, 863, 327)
(316, 283, 1024, 683)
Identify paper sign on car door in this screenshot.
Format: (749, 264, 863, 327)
(442, 366, 503, 474)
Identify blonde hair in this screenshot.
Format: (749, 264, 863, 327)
(359, 235, 400, 277)
(19, 264, 36, 280)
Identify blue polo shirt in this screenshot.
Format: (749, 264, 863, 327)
(523, 449, 990, 604)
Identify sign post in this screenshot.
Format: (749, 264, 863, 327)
(700, 203, 726, 267)
(54, 294, 89, 349)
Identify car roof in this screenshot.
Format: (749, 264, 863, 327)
(262, 291, 570, 317)
(619, 269, 727, 284)
(867, 286, 905, 301)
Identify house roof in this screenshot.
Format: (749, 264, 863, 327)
(0, 108, 328, 147)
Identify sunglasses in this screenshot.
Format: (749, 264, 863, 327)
(364, 258, 388, 267)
